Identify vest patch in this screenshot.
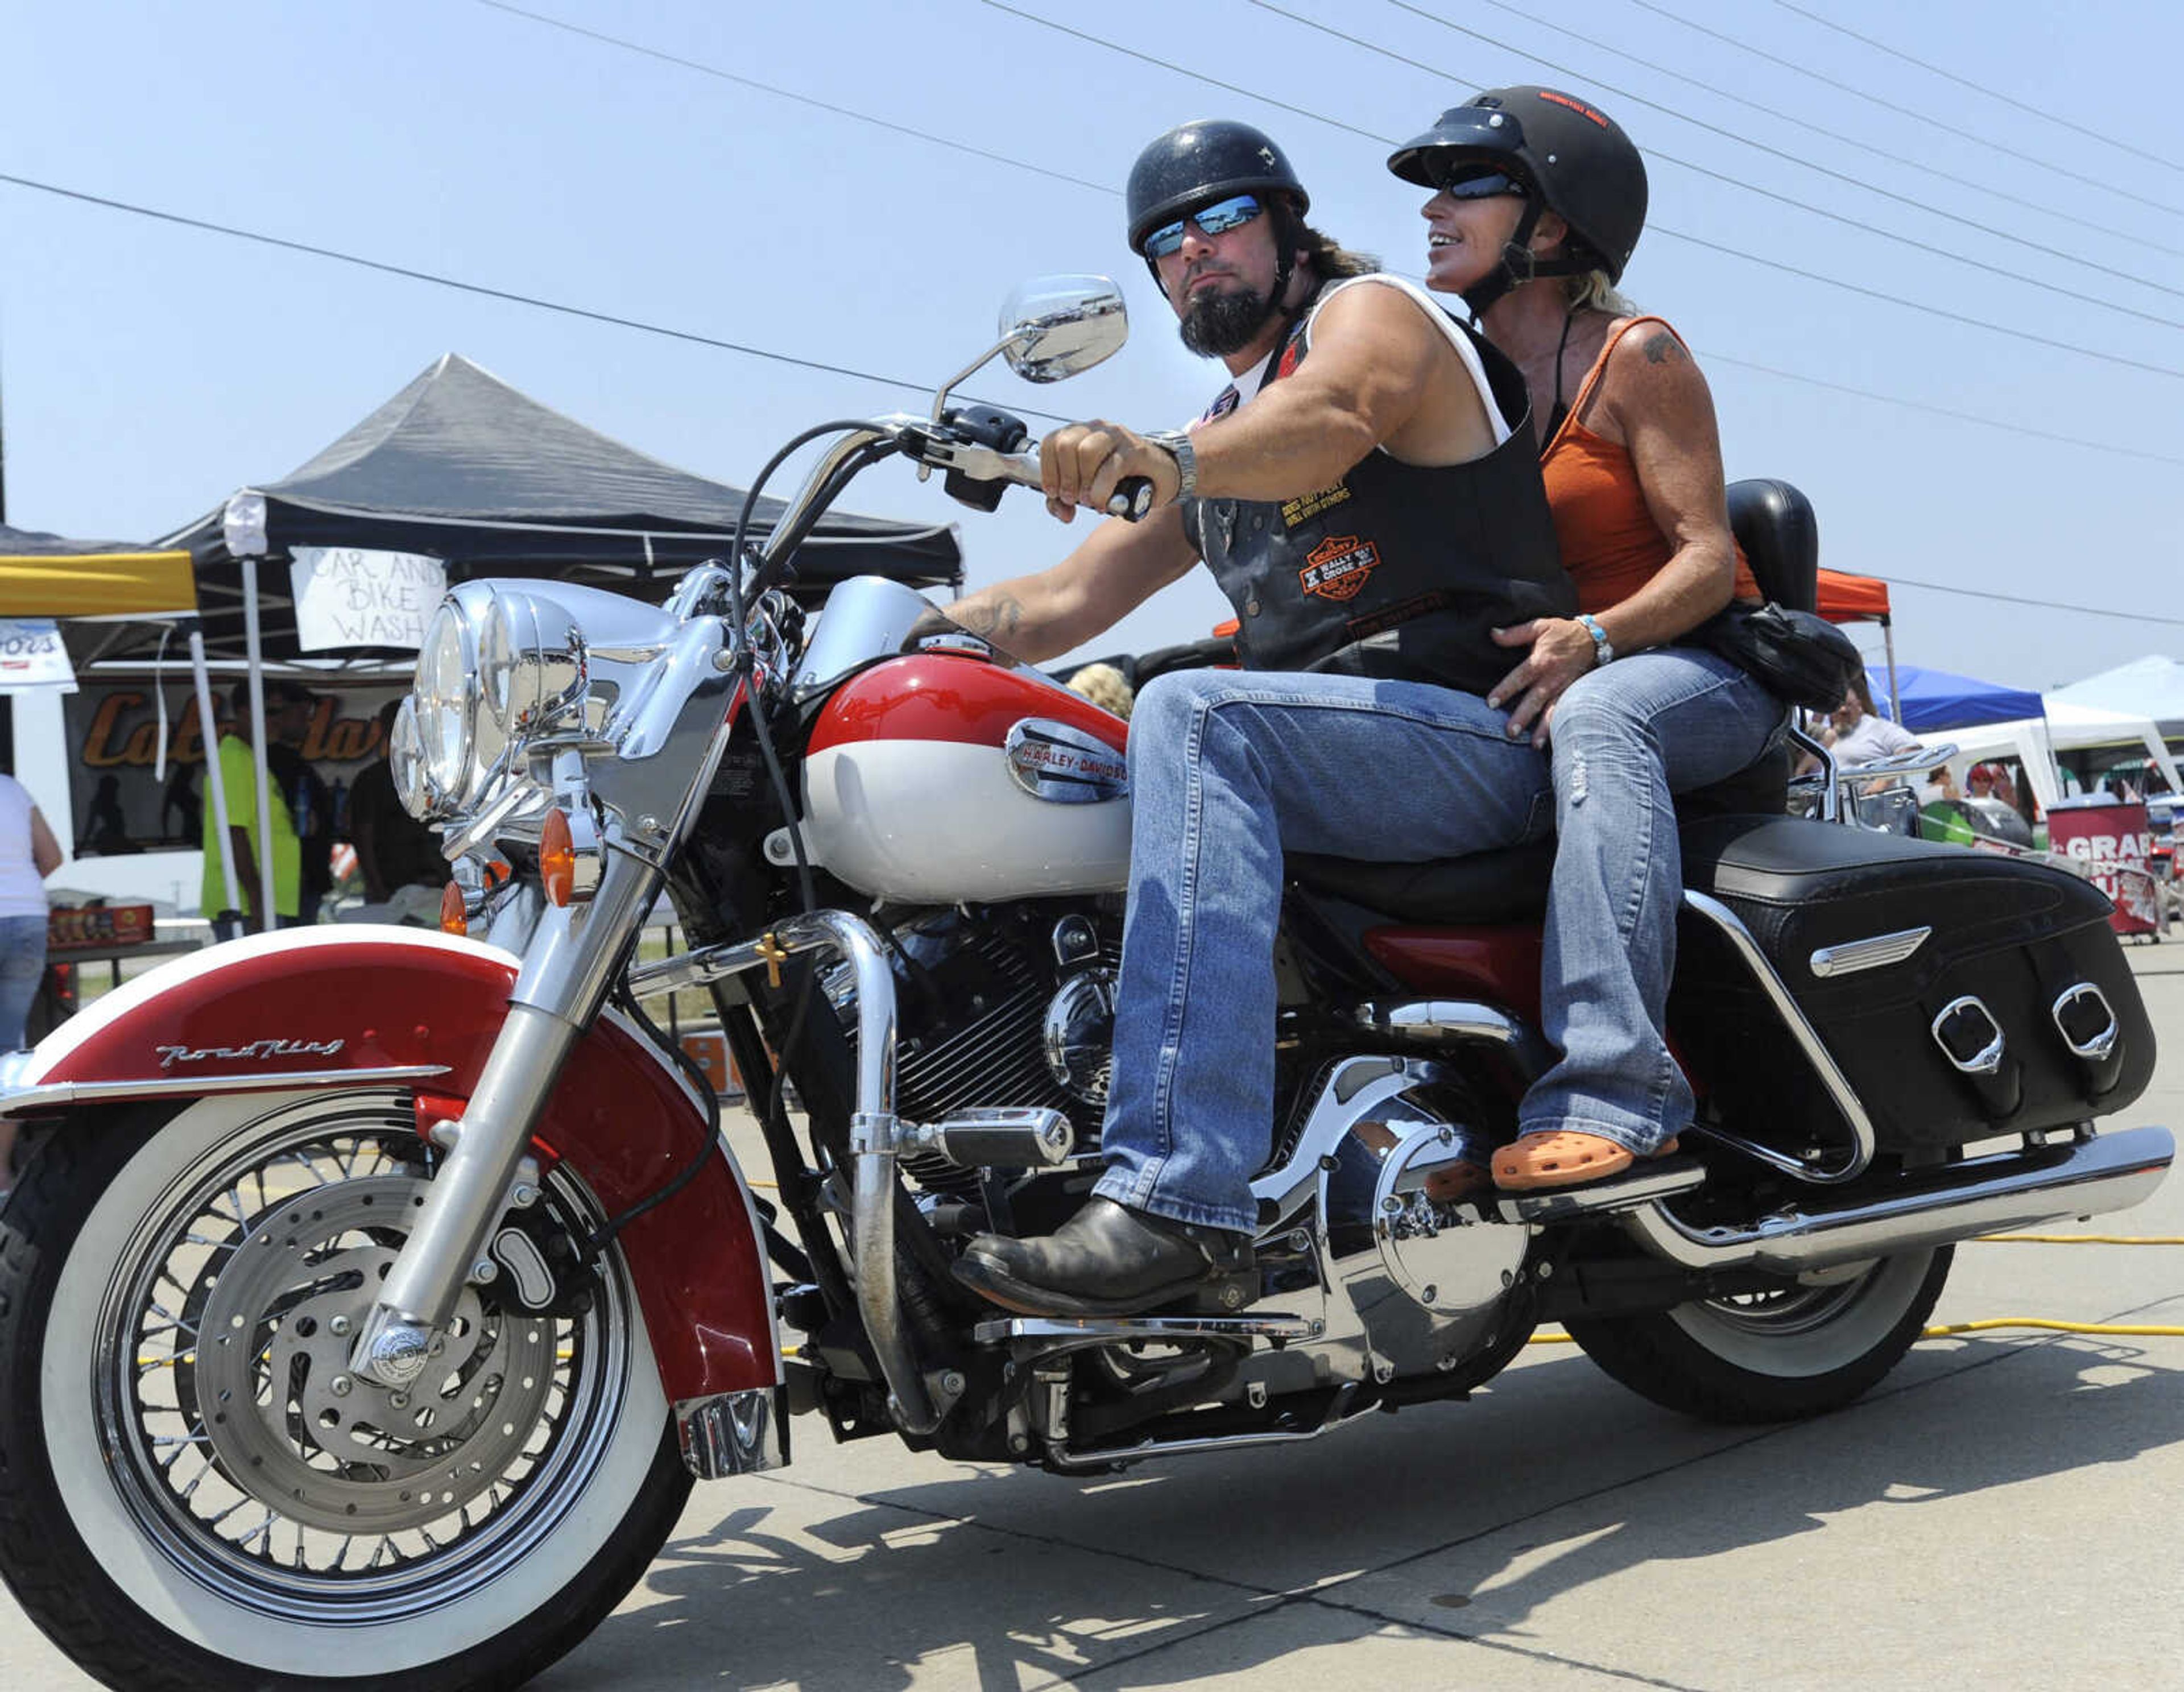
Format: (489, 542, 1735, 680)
(1299, 535, 1379, 601)
(1281, 482, 1351, 528)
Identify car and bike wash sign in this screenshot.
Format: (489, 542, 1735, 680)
(288, 548, 447, 651)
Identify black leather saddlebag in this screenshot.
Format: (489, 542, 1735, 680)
(1670, 817, 2156, 1155)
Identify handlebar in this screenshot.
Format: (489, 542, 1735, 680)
(933, 437, 1155, 521)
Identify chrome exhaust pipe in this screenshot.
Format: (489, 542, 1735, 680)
(1622, 1125, 2174, 1273)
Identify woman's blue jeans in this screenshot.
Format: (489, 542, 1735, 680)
(1519, 650, 1784, 1158)
(0, 914, 49, 1051)
(1093, 652, 1781, 1234)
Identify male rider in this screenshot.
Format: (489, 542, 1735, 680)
(948, 120, 1574, 1318)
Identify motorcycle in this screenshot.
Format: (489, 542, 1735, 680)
(0, 278, 2170, 1690)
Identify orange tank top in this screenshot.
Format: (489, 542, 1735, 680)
(1540, 316, 1759, 617)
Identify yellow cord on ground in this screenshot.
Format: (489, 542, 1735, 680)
(1975, 1233, 2184, 1244)
(1530, 1316, 2184, 1345)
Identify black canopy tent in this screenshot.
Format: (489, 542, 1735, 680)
(150, 353, 964, 664)
(87, 353, 962, 920)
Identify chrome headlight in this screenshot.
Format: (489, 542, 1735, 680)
(411, 586, 508, 818)
(388, 696, 431, 820)
(480, 589, 588, 737)
(415, 598, 473, 804)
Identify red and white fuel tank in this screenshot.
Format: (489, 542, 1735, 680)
(799, 652, 1131, 902)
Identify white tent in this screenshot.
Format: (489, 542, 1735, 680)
(1933, 699, 2183, 814)
(2051, 656, 2184, 739)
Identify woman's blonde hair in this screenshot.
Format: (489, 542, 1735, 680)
(1563, 267, 1637, 317)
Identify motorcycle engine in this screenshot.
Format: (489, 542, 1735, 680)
(829, 902, 1120, 1195)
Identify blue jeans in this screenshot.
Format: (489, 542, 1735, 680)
(1520, 649, 1783, 1155)
(0, 914, 48, 1051)
(1094, 652, 1782, 1233)
(1094, 669, 1554, 1232)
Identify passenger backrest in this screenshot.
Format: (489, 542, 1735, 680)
(1727, 478, 1818, 612)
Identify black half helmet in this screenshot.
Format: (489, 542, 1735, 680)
(1388, 85, 1647, 283)
(1126, 119, 1309, 255)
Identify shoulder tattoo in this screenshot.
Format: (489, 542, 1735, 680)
(1641, 332, 1688, 366)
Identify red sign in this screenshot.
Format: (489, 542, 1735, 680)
(2047, 797, 2161, 936)
(48, 904, 155, 950)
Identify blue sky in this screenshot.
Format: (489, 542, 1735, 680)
(5, 0, 2182, 696)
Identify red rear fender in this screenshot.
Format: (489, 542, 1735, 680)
(19, 927, 778, 1401)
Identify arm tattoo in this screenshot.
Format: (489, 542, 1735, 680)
(911, 593, 1025, 643)
(954, 594, 1026, 639)
(1641, 333, 1688, 366)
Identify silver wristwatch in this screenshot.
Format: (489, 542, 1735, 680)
(1578, 613, 1614, 666)
(1143, 429, 1198, 500)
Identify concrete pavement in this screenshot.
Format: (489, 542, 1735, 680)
(7, 953, 2184, 1690)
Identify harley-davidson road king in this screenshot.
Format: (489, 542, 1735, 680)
(0, 279, 2170, 1690)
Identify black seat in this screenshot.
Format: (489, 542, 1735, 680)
(1288, 480, 1822, 924)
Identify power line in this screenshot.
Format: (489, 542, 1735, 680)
(1693, 347, 2184, 470)
(473, 0, 1115, 196)
(979, 1, 2184, 380)
(976, 1, 1392, 143)
(0, 172, 1077, 424)
(1773, 0, 2184, 180)
(1456, 0, 2184, 263)
(1354, 0, 2184, 322)
(474, 0, 2184, 394)
(1878, 576, 2184, 628)
(1626, 0, 2184, 222)
(6, 48, 2175, 469)
(8, 177, 2174, 629)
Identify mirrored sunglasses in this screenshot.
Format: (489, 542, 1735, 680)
(1432, 165, 1524, 200)
(1141, 193, 1265, 259)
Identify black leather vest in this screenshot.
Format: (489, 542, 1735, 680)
(1184, 290, 1572, 696)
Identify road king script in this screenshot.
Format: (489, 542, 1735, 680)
(154, 1037, 347, 1070)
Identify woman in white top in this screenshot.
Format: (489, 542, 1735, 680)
(0, 772, 63, 1198)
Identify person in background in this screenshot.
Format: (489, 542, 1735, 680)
(0, 772, 63, 1198)
(160, 758, 201, 843)
(267, 680, 334, 924)
(1821, 673, 1921, 767)
(81, 774, 130, 855)
(348, 698, 447, 921)
(201, 680, 300, 934)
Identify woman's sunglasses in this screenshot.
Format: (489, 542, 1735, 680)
(1432, 164, 1525, 200)
(1140, 193, 1266, 259)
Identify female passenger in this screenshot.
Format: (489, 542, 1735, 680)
(1388, 87, 1784, 1189)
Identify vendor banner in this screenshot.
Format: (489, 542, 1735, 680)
(2046, 795, 2161, 937)
(288, 548, 446, 651)
(60, 682, 405, 854)
(0, 619, 78, 693)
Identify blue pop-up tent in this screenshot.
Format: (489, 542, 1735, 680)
(1869, 664, 2045, 733)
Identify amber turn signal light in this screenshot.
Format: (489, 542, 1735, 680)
(540, 808, 576, 908)
(439, 881, 467, 936)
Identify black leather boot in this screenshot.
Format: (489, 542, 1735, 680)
(952, 1198, 1256, 1318)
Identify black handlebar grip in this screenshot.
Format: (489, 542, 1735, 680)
(1107, 477, 1156, 522)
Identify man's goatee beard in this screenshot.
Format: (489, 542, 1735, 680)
(1180, 287, 1274, 357)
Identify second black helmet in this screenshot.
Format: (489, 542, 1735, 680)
(1126, 119, 1309, 255)
(1387, 86, 1647, 283)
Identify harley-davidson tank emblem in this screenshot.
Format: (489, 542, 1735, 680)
(1299, 535, 1379, 602)
(155, 1037, 347, 1070)
(1004, 719, 1128, 804)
